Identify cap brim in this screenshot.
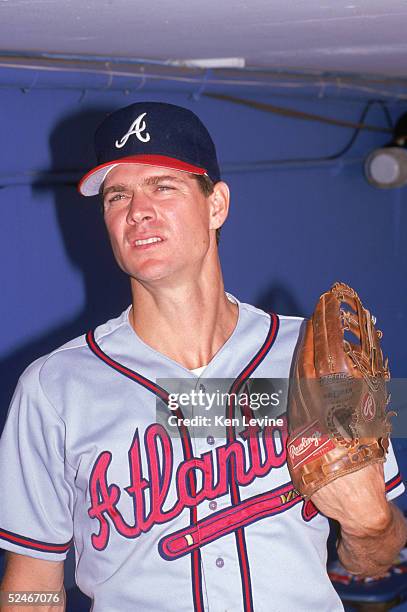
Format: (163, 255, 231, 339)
(78, 155, 207, 196)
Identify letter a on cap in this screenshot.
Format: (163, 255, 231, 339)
(115, 113, 151, 148)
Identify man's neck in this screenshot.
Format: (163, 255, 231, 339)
(129, 273, 238, 370)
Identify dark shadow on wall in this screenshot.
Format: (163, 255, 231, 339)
(255, 283, 305, 317)
(0, 107, 131, 610)
(0, 107, 130, 423)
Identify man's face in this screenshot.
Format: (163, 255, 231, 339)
(102, 164, 219, 285)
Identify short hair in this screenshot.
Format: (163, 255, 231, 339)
(100, 172, 222, 244)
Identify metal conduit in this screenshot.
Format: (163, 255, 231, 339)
(1, 55, 407, 100)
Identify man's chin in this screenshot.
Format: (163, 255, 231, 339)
(127, 265, 177, 285)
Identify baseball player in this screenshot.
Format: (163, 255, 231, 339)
(0, 102, 405, 612)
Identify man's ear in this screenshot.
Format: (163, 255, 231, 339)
(209, 181, 230, 230)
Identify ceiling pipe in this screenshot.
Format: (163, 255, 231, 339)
(0, 64, 149, 91)
(1, 57, 407, 101)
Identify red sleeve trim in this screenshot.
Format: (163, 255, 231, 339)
(0, 528, 71, 554)
(385, 472, 403, 493)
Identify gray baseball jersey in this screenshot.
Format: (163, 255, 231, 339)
(0, 295, 404, 612)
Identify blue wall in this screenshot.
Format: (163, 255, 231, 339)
(0, 71, 406, 607)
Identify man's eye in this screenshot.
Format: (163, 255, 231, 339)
(107, 193, 128, 203)
(156, 185, 175, 192)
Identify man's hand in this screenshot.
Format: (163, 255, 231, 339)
(311, 464, 389, 534)
(311, 464, 407, 577)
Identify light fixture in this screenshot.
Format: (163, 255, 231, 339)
(365, 113, 407, 189)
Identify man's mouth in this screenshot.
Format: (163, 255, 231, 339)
(134, 237, 163, 247)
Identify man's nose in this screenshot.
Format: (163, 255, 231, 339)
(126, 190, 156, 225)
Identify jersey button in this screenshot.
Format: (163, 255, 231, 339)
(209, 501, 217, 511)
(216, 557, 224, 568)
(206, 435, 215, 446)
(200, 383, 206, 393)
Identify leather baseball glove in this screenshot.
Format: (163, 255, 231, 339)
(287, 282, 393, 499)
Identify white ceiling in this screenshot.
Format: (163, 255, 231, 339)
(1, 0, 407, 77)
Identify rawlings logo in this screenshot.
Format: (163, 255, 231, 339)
(288, 421, 335, 469)
(115, 112, 151, 148)
(288, 431, 322, 459)
(362, 392, 376, 421)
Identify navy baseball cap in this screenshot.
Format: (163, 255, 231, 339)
(78, 101, 221, 196)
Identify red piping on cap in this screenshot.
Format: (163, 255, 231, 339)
(78, 154, 207, 195)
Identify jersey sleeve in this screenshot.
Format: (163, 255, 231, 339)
(0, 363, 74, 560)
(384, 439, 405, 501)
